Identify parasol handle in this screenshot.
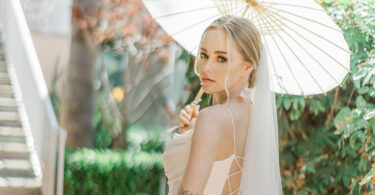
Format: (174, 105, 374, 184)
(166, 86, 204, 134)
(186, 86, 204, 118)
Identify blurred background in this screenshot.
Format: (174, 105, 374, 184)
(0, 0, 374, 194)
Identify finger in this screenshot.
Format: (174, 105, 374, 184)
(178, 121, 187, 131)
(181, 117, 190, 125)
(181, 110, 190, 120)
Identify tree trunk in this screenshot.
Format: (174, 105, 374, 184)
(111, 84, 128, 149)
(111, 123, 128, 149)
(59, 0, 96, 148)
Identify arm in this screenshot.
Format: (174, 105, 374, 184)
(177, 107, 228, 195)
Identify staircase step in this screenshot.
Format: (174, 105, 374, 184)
(0, 61, 6, 69)
(0, 66, 8, 72)
(0, 177, 41, 195)
(0, 143, 29, 159)
(0, 135, 25, 143)
(0, 127, 24, 137)
(0, 72, 10, 85)
(0, 97, 17, 112)
(0, 63, 6, 72)
(0, 159, 33, 177)
(0, 127, 25, 143)
(0, 85, 13, 98)
(0, 112, 20, 127)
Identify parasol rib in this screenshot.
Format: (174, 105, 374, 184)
(257, 9, 305, 96)
(267, 6, 351, 55)
(266, 6, 342, 33)
(265, 8, 351, 73)
(262, 10, 332, 95)
(262, 2, 326, 12)
(153, 6, 217, 19)
(263, 9, 343, 88)
(171, 5, 244, 36)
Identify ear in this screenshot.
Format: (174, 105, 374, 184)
(244, 61, 253, 73)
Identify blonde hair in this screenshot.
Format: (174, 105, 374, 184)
(193, 15, 262, 104)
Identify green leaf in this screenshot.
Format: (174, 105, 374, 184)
(294, 109, 300, 119)
(293, 97, 299, 110)
(343, 176, 350, 187)
(283, 98, 291, 110)
(299, 97, 305, 109)
(334, 107, 352, 130)
(354, 79, 361, 89)
(355, 95, 367, 108)
(358, 86, 369, 94)
(350, 179, 357, 193)
(349, 132, 357, 149)
(276, 97, 283, 108)
(305, 164, 315, 173)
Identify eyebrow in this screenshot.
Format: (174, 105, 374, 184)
(200, 47, 227, 55)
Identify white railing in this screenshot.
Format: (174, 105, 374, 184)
(0, 0, 67, 195)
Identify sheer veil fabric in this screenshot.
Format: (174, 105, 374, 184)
(238, 42, 283, 195)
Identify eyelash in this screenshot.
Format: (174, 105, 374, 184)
(200, 53, 227, 63)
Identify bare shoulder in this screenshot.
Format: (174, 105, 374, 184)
(194, 105, 232, 137)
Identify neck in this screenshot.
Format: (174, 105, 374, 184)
(212, 81, 248, 105)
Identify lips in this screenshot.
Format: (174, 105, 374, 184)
(201, 77, 215, 82)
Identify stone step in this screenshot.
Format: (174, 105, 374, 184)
(0, 177, 41, 195)
(0, 112, 20, 127)
(0, 66, 6, 73)
(0, 126, 25, 143)
(0, 159, 33, 177)
(0, 97, 17, 112)
(0, 127, 24, 137)
(0, 72, 10, 85)
(0, 85, 13, 98)
(0, 135, 25, 143)
(0, 60, 6, 72)
(0, 143, 29, 159)
(0, 61, 6, 69)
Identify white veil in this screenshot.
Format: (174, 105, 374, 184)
(238, 42, 283, 194)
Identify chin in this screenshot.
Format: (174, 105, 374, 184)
(201, 85, 216, 94)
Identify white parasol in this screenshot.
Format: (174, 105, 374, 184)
(142, 0, 352, 96)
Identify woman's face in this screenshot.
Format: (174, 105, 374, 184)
(198, 28, 253, 94)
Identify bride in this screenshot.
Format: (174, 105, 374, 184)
(173, 15, 283, 195)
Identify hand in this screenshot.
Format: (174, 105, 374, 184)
(177, 104, 200, 134)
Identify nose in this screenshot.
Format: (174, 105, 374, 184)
(200, 58, 215, 73)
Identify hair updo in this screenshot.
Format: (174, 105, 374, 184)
(194, 15, 262, 88)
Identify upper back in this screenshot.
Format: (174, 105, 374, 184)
(213, 100, 251, 161)
(202, 100, 251, 194)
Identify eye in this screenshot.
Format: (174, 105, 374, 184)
(200, 52, 208, 59)
(218, 56, 227, 63)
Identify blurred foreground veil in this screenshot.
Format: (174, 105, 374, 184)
(239, 42, 283, 195)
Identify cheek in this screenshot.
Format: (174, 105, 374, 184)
(219, 66, 243, 85)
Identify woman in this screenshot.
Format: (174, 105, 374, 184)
(174, 15, 283, 195)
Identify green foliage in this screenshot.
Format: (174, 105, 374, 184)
(64, 148, 163, 195)
(276, 1, 375, 193)
(126, 125, 165, 153)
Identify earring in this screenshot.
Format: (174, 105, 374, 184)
(239, 86, 254, 104)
